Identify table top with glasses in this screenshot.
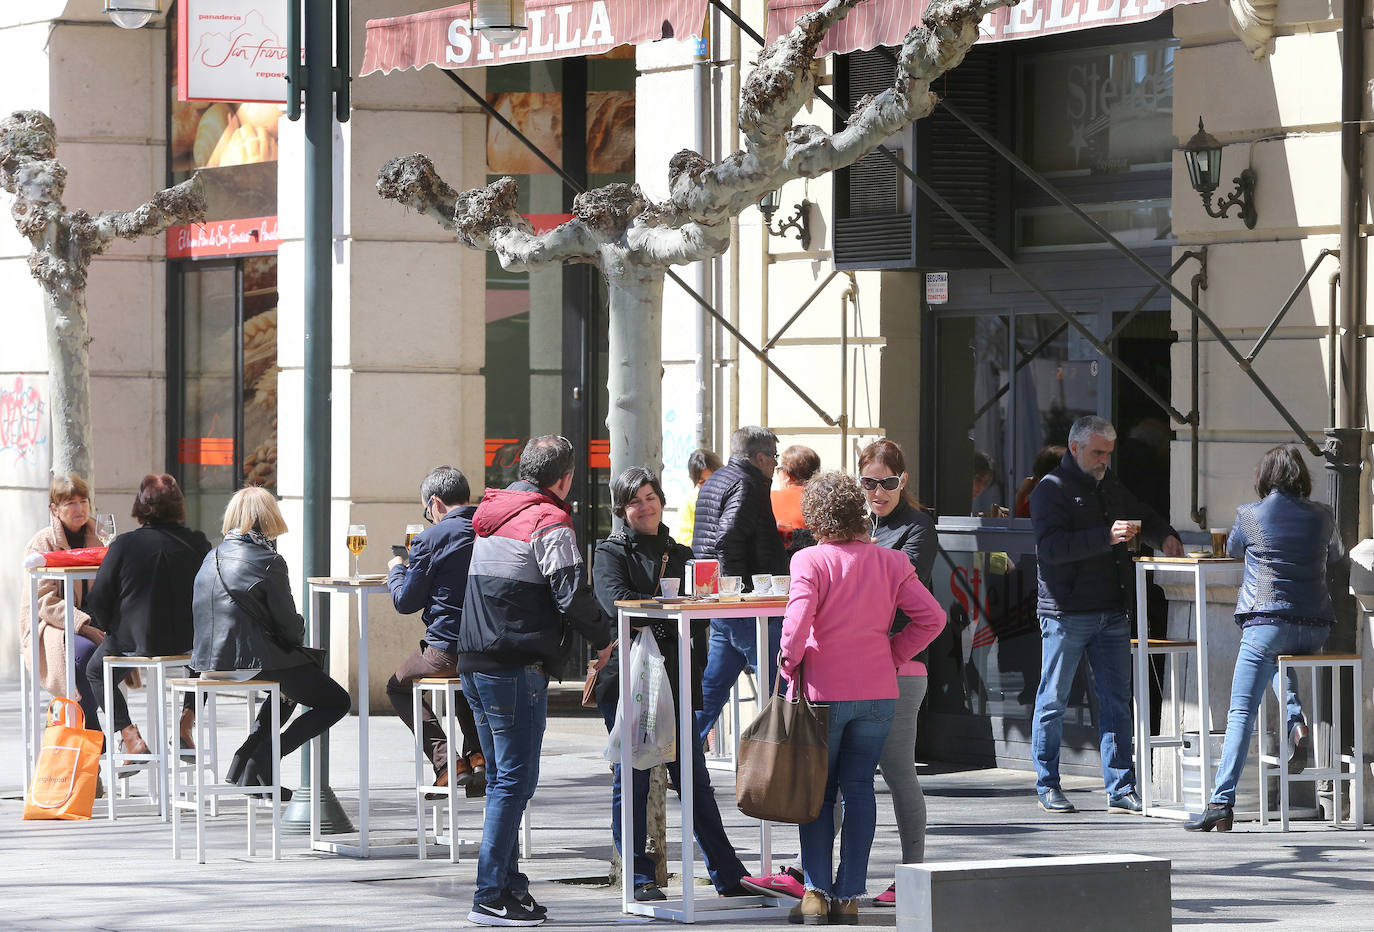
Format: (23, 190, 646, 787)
(306, 575, 390, 588)
(614, 597, 790, 612)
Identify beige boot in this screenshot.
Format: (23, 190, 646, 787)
(829, 897, 858, 925)
(788, 890, 829, 925)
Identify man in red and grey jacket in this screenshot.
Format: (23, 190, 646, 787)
(460, 435, 612, 927)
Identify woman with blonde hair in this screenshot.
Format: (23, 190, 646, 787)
(779, 471, 945, 925)
(20, 475, 103, 718)
(192, 486, 349, 797)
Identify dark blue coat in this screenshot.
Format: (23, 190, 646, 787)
(1030, 452, 1177, 617)
(1229, 491, 1342, 621)
(691, 454, 788, 586)
(387, 504, 477, 655)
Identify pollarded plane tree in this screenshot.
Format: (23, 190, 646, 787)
(378, 0, 1012, 478)
(0, 110, 207, 483)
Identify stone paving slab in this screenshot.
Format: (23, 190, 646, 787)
(3, 683, 1372, 930)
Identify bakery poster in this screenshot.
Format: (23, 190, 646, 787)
(179, 0, 290, 103)
(487, 90, 634, 175)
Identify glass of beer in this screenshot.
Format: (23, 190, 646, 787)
(405, 523, 424, 551)
(1210, 527, 1228, 557)
(346, 523, 367, 578)
(1126, 519, 1143, 553)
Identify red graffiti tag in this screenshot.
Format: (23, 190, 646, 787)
(0, 377, 48, 464)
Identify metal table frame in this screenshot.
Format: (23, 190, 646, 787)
(1133, 555, 1239, 819)
(614, 597, 789, 923)
(306, 576, 406, 857)
(22, 566, 100, 784)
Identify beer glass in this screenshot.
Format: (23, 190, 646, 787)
(405, 523, 424, 551)
(1210, 527, 1228, 557)
(346, 523, 367, 578)
(1125, 519, 1143, 553)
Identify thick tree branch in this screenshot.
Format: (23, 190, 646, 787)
(377, 153, 462, 231)
(88, 175, 207, 252)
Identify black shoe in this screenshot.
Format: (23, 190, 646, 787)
(226, 751, 249, 786)
(634, 883, 667, 902)
(1184, 803, 1233, 832)
(1108, 791, 1143, 813)
(240, 758, 293, 802)
(1288, 722, 1311, 767)
(1037, 787, 1076, 813)
(466, 774, 487, 799)
(469, 892, 545, 926)
(509, 890, 546, 919)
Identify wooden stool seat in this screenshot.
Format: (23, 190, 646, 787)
(414, 676, 465, 686)
(109, 654, 192, 664)
(1131, 638, 1196, 648)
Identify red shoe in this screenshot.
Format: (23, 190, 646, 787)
(738, 867, 804, 901)
(873, 883, 897, 907)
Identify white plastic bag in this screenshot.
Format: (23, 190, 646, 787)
(604, 633, 677, 769)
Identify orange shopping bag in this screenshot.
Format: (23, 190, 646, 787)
(23, 698, 103, 821)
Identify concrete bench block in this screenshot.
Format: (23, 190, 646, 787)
(896, 854, 1171, 932)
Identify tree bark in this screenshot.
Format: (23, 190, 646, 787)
(606, 270, 666, 479)
(43, 290, 93, 481)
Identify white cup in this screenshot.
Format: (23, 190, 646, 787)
(772, 575, 791, 595)
(751, 574, 773, 595)
(659, 578, 680, 598)
(718, 575, 742, 596)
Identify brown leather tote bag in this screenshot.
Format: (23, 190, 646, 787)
(735, 664, 829, 824)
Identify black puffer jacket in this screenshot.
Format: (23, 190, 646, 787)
(691, 454, 787, 588)
(1030, 452, 1176, 617)
(192, 534, 312, 673)
(592, 524, 706, 711)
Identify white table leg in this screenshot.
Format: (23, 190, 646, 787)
(1195, 566, 1212, 812)
(358, 591, 370, 855)
(1134, 563, 1152, 814)
(63, 577, 77, 702)
(755, 613, 773, 874)
(26, 574, 41, 785)
(309, 587, 323, 847)
(679, 609, 695, 923)
(617, 608, 634, 914)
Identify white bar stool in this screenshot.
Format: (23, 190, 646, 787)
(412, 677, 531, 860)
(1258, 653, 1364, 831)
(101, 654, 193, 821)
(17, 648, 33, 793)
(1129, 638, 1195, 810)
(170, 676, 282, 863)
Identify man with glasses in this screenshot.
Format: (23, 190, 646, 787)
(385, 465, 485, 794)
(691, 425, 790, 748)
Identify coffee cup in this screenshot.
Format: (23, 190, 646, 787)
(659, 578, 680, 598)
(751, 574, 774, 595)
(772, 575, 791, 595)
(1209, 528, 1228, 557)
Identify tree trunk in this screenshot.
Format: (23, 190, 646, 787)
(42, 289, 93, 483)
(605, 269, 666, 480)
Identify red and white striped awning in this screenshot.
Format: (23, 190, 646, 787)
(765, 0, 1205, 54)
(361, 0, 710, 74)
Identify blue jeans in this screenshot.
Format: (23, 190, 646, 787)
(462, 666, 548, 907)
(1211, 621, 1330, 806)
(596, 693, 747, 891)
(1031, 611, 1135, 799)
(694, 617, 782, 747)
(799, 698, 894, 901)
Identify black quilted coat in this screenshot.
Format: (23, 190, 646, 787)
(690, 454, 788, 589)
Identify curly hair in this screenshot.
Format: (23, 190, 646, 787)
(801, 470, 869, 542)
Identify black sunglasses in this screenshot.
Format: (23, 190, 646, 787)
(859, 476, 902, 492)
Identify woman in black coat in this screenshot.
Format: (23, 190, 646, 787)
(83, 474, 211, 752)
(592, 467, 749, 901)
(192, 486, 349, 797)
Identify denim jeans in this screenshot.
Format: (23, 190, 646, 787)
(1211, 621, 1330, 806)
(694, 617, 782, 747)
(799, 697, 894, 901)
(1031, 611, 1135, 799)
(596, 693, 747, 891)
(462, 666, 548, 907)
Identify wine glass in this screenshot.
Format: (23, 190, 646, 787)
(405, 524, 424, 552)
(346, 524, 367, 578)
(95, 513, 116, 546)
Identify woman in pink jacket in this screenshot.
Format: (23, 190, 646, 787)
(779, 471, 946, 926)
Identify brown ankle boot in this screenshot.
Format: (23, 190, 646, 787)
(178, 708, 196, 749)
(120, 724, 149, 756)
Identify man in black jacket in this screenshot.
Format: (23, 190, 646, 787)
(1029, 415, 1182, 815)
(385, 466, 483, 794)
(691, 425, 789, 747)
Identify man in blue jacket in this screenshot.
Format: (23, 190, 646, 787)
(386, 466, 483, 793)
(1029, 415, 1182, 815)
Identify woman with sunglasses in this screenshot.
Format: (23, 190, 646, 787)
(858, 439, 937, 907)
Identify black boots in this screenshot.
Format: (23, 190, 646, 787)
(1184, 803, 1234, 832)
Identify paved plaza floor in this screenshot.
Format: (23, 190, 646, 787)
(3, 682, 1372, 930)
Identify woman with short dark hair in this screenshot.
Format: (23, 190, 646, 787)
(83, 474, 212, 751)
(592, 466, 749, 901)
(1186, 445, 1342, 832)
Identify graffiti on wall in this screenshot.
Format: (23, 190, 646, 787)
(0, 377, 48, 467)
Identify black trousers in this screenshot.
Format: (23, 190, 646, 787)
(84, 636, 194, 734)
(234, 662, 350, 779)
